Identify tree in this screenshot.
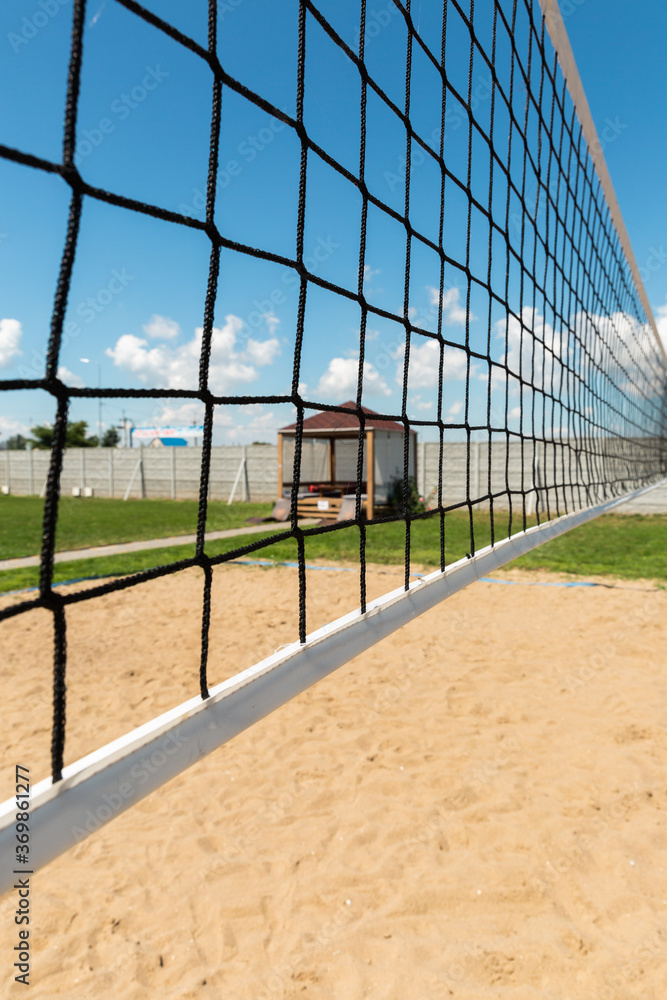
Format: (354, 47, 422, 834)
(388, 476, 426, 516)
(29, 424, 56, 449)
(5, 434, 27, 450)
(101, 427, 121, 448)
(30, 420, 99, 449)
(66, 421, 98, 448)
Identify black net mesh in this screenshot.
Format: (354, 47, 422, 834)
(1, 0, 666, 782)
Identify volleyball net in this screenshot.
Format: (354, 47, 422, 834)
(0, 0, 666, 888)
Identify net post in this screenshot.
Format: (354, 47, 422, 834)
(139, 445, 146, 499)
(328, 436, 336, 484)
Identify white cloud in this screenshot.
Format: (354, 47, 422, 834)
(427, 287, 474, 326)
(148, 401, 288, 445)
(448, 400, 463, 415)
(224, 406, 285, 444)
(106, 314, 281, 393)
(487, 306, 665, 433)
(395, 338, 468, 389)
(411, 395, 433, 411)
(509, 405, 522, 420)
(243, 334, 281, 367)
(150, 401, 209, 428)
(262, 312, 280, 336)
(143, 314, 181, 340)
(0, 318, 22, 368)
(57, 366, 85, 388)
(0, 415, 29, 438)
(491, 307, 564, 392)
(364, 264, 381, 281)
(317, 357, 391, 399)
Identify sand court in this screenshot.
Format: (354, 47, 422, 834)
(1, 563, 667, 999)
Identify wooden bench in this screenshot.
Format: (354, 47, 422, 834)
(296, 495, 344, 520)
(295, 495, 367, 521)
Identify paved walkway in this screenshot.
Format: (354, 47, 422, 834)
(0, 521, 317, 572)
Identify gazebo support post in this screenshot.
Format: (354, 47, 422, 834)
(277, 432, 284, 498)
(328, 436, 336, 486)
(366, 428, 374, 520)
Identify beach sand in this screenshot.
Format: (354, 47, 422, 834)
(1, 562, 666, 999)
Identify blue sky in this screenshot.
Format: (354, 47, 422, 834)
(0, 0, 665, 447)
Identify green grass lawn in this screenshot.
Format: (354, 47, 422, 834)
(0, 500, 665, 594)
(0, 509, 490, 593)
(0, 496, 274, 560)
(510, 513, 667, 580)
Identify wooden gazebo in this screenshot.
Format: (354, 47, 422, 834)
(277, 402, 416, 520)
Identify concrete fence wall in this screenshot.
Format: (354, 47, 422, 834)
(1, 445, 279, 502)
(2, 442, 666, 513)
(416, 439, 667, 516)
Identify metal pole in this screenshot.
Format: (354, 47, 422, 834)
(472, 441, 481, 501)
(227, 451, 246, 505)
(242, 445, 249, 502)
(418, 440, 426, 499)
(139, 445, 146, 499)
(123, 458, 142, 501)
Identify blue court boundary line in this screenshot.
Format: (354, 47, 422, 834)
(0, 559, 627, 599)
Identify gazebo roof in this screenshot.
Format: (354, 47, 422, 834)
(280, 402, 410, 435)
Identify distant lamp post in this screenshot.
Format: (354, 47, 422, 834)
(80, 358, 102, 446)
